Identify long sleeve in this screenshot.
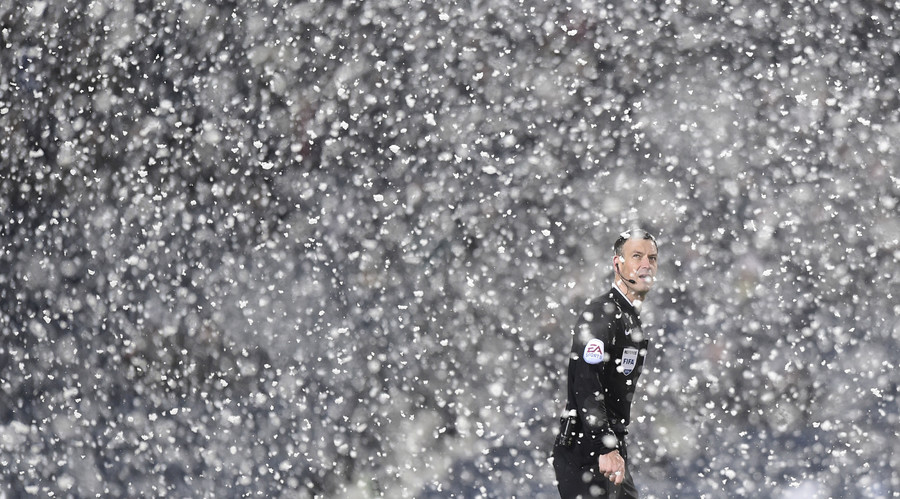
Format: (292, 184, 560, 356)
(568, 300, 621, 454)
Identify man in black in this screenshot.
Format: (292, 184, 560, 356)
(553, 229, 659, 498)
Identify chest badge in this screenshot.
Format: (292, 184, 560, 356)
(621, 347, 639, 375)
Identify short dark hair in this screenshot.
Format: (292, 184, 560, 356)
(614, 229, 658, 257)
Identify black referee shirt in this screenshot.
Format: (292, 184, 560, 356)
(563, 286, 651, 455)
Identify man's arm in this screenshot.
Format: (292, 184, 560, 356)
(570, 304, 620, 454)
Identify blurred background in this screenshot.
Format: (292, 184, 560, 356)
(1, 0, 898, 497)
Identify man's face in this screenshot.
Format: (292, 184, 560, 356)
(615, 238, 658, 294)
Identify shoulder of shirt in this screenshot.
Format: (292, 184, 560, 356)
(578, 289, 618, 318)
(582, 290, 616, 309)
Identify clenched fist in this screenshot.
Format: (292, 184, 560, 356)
(597, 450, 626, 486)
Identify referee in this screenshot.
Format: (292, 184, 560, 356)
(553, 229, 659, 498)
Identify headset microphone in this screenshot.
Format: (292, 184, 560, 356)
(615, 259, 637, 285)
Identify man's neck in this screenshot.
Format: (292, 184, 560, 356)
(614, 281, 646, 308)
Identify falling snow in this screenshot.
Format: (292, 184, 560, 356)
(1, 1, 899, 498)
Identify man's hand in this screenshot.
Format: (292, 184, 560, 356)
(597, 450, 626, 485)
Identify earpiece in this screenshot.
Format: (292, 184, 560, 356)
(615, 257, 637, 285)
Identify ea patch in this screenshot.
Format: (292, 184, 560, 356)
(583, 339, 605, 365)
(621, 347, 639, 375)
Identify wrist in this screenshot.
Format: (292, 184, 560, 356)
(599, 432, 619, 453)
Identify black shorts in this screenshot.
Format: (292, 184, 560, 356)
(552, 441, 638, 499)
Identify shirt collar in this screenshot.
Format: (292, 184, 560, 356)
(612, 283, 641, 314)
